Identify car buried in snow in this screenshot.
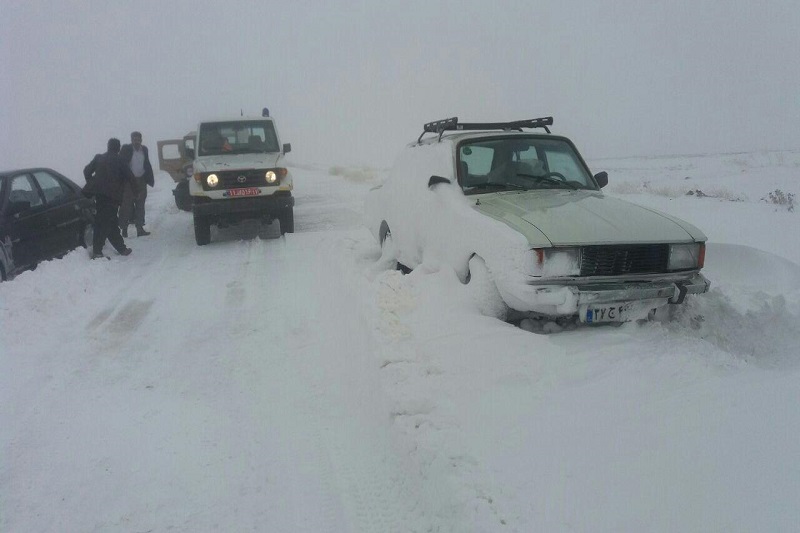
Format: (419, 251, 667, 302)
(364, 117, 711, 325)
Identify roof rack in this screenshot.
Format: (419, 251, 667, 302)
(418, 116, 553, 143)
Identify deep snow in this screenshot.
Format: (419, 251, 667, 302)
(2, 150, 800, 532)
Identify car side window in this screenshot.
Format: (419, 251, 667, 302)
(33, 171, 69, 204)
(9, 174, 44, 209)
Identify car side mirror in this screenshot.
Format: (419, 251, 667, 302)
(185, 147, 195, 160)
(594, 171, 608, 189)
(428, 175, 451, 188)
(8, 200, 31, 216)
(283, 143, 292, 154)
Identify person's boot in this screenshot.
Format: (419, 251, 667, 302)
(118, 247, 132, 256)
(136, 226, 151, 236)
(91, 249, 108, 260)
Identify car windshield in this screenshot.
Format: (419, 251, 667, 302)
(458, 136, 595, 194)
(198, 121, 279, 156)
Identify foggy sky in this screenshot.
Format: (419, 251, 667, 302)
(2, 0, 798, 180)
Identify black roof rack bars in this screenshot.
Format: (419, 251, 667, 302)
(418, 116, 553, 143)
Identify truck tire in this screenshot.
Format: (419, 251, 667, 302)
(173, 180, 192, 212)
(194, 214, 211, 245)
(279, 208, 294, 235)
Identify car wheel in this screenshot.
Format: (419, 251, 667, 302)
(465, 254, 507, 319)
(173, 181, 192, 212)
(279, 208, 294, 235)
(380, 227, 411, 274)
(80, 223, 93, 249)
(194, 214, 211, 245)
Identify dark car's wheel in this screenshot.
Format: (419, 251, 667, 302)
(194, 215, 211, 245)
(279, 208, 294, 235)
(80, 223, 93, 249)
(465, 254, 507, 319)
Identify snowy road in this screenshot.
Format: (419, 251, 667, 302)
(3, 156, 800, 532)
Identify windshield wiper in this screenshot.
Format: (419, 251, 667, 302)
(515, 173, 580, 190)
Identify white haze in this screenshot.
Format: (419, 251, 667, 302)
(2, 0, 799, 179)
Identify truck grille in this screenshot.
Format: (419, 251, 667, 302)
(202, 170, 273, 190)
(580, 244, 669, 276)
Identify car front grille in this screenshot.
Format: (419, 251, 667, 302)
(580, 244, 669, 276)
(202, 170, 272, 190)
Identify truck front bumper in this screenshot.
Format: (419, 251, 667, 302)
(192, 194, 294, 219)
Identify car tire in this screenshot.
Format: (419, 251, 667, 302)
(80, 223, 93, 249)
(279, 208, 294, 235)
(380, 227, 411, 274)
(465, 254, 507, 319)
(194, 214, 211, 246)
(173, 180, 192, 212)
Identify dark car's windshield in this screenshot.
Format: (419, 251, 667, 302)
(198, 121, 279, 156)
(458, 136, 595, 194)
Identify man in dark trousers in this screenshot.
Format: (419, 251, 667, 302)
(83, 138, 136, 259)
(119, 131, 154, 237)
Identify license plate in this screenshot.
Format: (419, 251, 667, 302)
(580, 302, 636, 323)
(225, 187, 260, 197)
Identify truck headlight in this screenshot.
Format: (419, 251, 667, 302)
(206, 173, 219, 187)
(265, 170, 277, 184)
(668, 243, 705, 270)
(531, 247, 581, 277)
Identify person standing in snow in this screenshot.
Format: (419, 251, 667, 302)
(83, 137, 135, 259)
(119, 130, 154, 237)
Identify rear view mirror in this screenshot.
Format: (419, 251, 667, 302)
(594, 171, 608, 188)
(283, 143, 292, 154)
(428, 175, 451, 188)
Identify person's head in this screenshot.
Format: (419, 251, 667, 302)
(107, 138, 121, 153)
(131, 131, 143, 149)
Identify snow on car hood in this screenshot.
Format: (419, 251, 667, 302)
(473, 190, 706, 246)
(193, 153, 282, 172)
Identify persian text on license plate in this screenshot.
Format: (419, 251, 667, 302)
(226, 187, 261, 197)
(580, 302, 636, 323)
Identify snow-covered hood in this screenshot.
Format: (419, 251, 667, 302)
(193, 153, 283, 172)
(473, 190, 706, 246)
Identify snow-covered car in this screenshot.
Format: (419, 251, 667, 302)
(364, 117, 711, 324)
(1, 168, 94, 280)
(188, 109, 294, 245)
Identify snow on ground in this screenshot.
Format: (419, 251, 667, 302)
(2, 151, 799, 532)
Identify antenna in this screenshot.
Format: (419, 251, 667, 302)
(240, 109, 243, 117)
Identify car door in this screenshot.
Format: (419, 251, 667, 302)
(157, 138, 189, 182)
(32, 170, 83, 257)
(3, 173, 48, 269)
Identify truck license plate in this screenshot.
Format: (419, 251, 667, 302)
(226, 187, 260, 197)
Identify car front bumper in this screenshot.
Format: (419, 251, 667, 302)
(499, 272, 711, 317)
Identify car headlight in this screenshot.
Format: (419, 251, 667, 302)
(206, 173, 219, 187)
(531, 247, 581, 277)
(668, 243, 705, 270)
(265, 170, 277, 184)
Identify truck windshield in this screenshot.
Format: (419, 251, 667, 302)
(198, 121, 279, 156)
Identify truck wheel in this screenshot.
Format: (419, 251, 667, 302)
(173, 181, 192, 211)
(194, 214, 211, 245)
(279, 208, 294, 235)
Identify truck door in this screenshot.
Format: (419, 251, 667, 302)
(157, 139, 188, 183)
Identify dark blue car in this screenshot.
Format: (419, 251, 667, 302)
(0, 168, 94, 280)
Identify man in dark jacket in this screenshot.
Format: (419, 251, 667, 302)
(83, 138, 136, 259)
(119, 131, 155, 237)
